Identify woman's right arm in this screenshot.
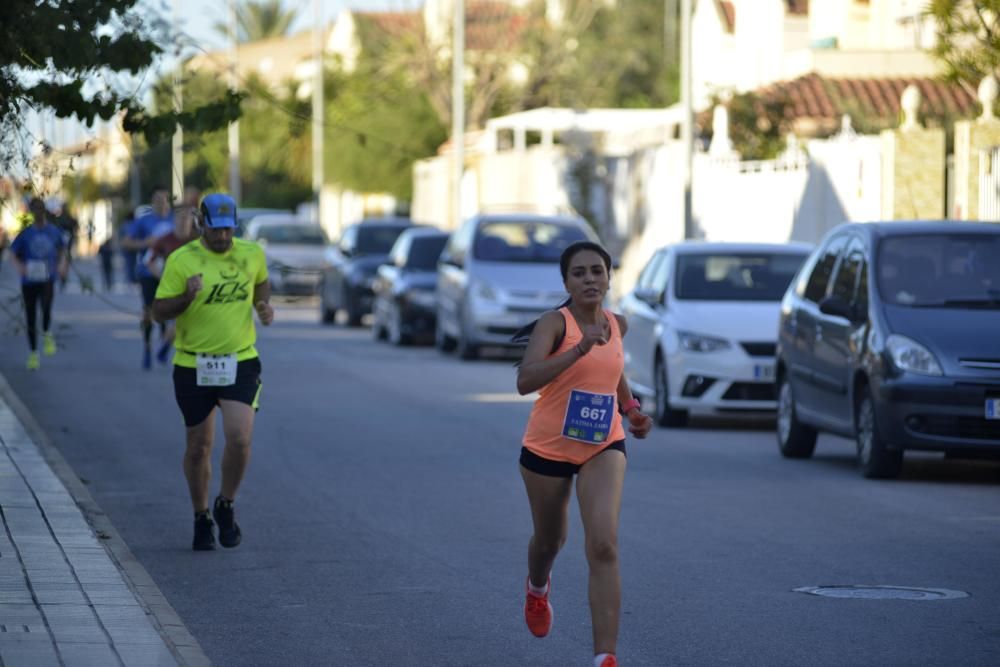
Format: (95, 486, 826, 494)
(516, 311, 582, 395)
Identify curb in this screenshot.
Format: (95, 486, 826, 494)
(0, 370, 211, 667)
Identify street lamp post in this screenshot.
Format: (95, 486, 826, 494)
(452, 0, 464, 229)
(680, 0, 694, 240)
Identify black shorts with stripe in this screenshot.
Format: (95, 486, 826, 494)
(519, 440, 627, 478)
(172, 358, 262, 427)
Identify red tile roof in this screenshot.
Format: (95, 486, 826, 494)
(765, 73, 976, 125)
(354, 3, 526, 53)
(465, 1, 528, 51)
(355, 11, 422, 35)
(786, 0, 809, 16)
(719, 2, 735, 33)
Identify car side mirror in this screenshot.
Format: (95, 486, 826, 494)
(634, 287, 663, 308)
(819, 295, 858, 321)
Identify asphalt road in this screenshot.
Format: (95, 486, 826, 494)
(0, 260, 998, 666)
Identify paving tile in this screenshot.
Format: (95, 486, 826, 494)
(0, 640, 62, 666)
(58, 641, 123, 667)
(117, 642, 179, 666)
(0, 604, 45, 626)
(40, 604, 107, 645)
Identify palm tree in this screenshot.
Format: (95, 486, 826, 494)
(214, 0, 299, 43)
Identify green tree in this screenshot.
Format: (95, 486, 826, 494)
(927, 0, 1000, 95)
(323, 53, 447, 199)
(0, 0, 160, 169)
(520, 0, 679, 110)
(0, 0, 242, 172)
(139, 69, 310, 209)
(214, 0, 299, 43)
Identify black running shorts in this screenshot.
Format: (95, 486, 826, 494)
(172, 358, 262, 427)
(519, 440, 626, 478)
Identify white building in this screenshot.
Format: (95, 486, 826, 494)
(693, 0, 941, 109)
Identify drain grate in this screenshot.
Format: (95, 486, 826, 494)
(794, 585, 969, 600)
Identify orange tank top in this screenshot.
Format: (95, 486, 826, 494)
(522, 307, 626, 465)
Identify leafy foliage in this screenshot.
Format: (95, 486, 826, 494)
(138, 71, 310, 209)
(0, 0, 242, 172)
(926, 0, 1000, 94)
(323, 54, 447, 199)
(519, 0, 679, 110)
(213, 0, 299, 44)
(712, 91, 793, 161)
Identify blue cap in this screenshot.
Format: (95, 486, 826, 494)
(200, 193, 237, 228)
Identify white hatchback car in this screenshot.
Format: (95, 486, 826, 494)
(620, 242, 812, 426)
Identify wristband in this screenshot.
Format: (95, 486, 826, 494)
(620, 398, 641, 415)
(573, 343, 585, 357)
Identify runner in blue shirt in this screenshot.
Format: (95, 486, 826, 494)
(123, 185, 175, 369)
(9, 198, 68, 370)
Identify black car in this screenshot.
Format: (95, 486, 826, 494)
(371, 228, 450, 345)
(320, 218, 413, 325)
(775, 221, 1000, 479)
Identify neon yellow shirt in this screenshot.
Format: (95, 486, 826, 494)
(155, 238, 269, 368)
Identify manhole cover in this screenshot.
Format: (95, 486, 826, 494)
(794, 586, 968, 600)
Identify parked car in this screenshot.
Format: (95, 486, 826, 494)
(436, 213, 600, 360)
(244, 215, 330, 295)
(371, 228, 450, 345)
(235, 207, 291, 237)
(776, 221, 1000, 478)
(620, 242, 812, 427)
(320, 218, 413, 325)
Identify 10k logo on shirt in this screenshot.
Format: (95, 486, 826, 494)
(204, 280, 250, 304)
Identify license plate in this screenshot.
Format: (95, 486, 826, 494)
(753, 364, 775, 380)
(986, 399, 1000, 420)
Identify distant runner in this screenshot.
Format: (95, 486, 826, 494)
(144, 198, 200, 363)
(9, 198, 68, 370)
(123, 186, 174, 369)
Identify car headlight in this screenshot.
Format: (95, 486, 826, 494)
(676, 330, 731, 353)
(886, 334, 943, 376)
(472, 280, 497, 301)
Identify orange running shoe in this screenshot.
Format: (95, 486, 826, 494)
(598, 655, 617, 667)
(524, 577, 553, 637)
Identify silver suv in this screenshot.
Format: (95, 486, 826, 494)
(435, 213, 599, 360)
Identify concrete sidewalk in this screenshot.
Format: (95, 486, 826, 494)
(0, 377, 208, 666)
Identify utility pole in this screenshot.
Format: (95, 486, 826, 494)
(680, 0, 694, 239)
(312, 0, 324, 219)
(451, 0, 465, 229)
(664, 0, 679, 71)
(228, 0, 241, 203)
(171, 0, 184, 203)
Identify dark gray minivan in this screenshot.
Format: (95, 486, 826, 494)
(775, 221, 1000, 478)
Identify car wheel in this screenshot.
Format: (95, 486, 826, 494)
(343, 287, 363, 327)
(435, 318, 456, 353)
(372, 308, 387, 341)
(775, 373, 817, 458)
(456, 311, 479, 361)
(653, 356, 688, 427)
(855, 386, 903, 479)
(388, 303, 412, 346)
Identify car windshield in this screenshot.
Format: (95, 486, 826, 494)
(473, 221, 591, 263)
(357, 226, 407, 255)
(407, 236, 448, 270)
(878, 233, 1000, 307)
(257, 225, 327, 245)
(675, 252, 809, 301)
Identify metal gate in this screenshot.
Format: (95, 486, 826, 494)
(979, 146, 1000, 221)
